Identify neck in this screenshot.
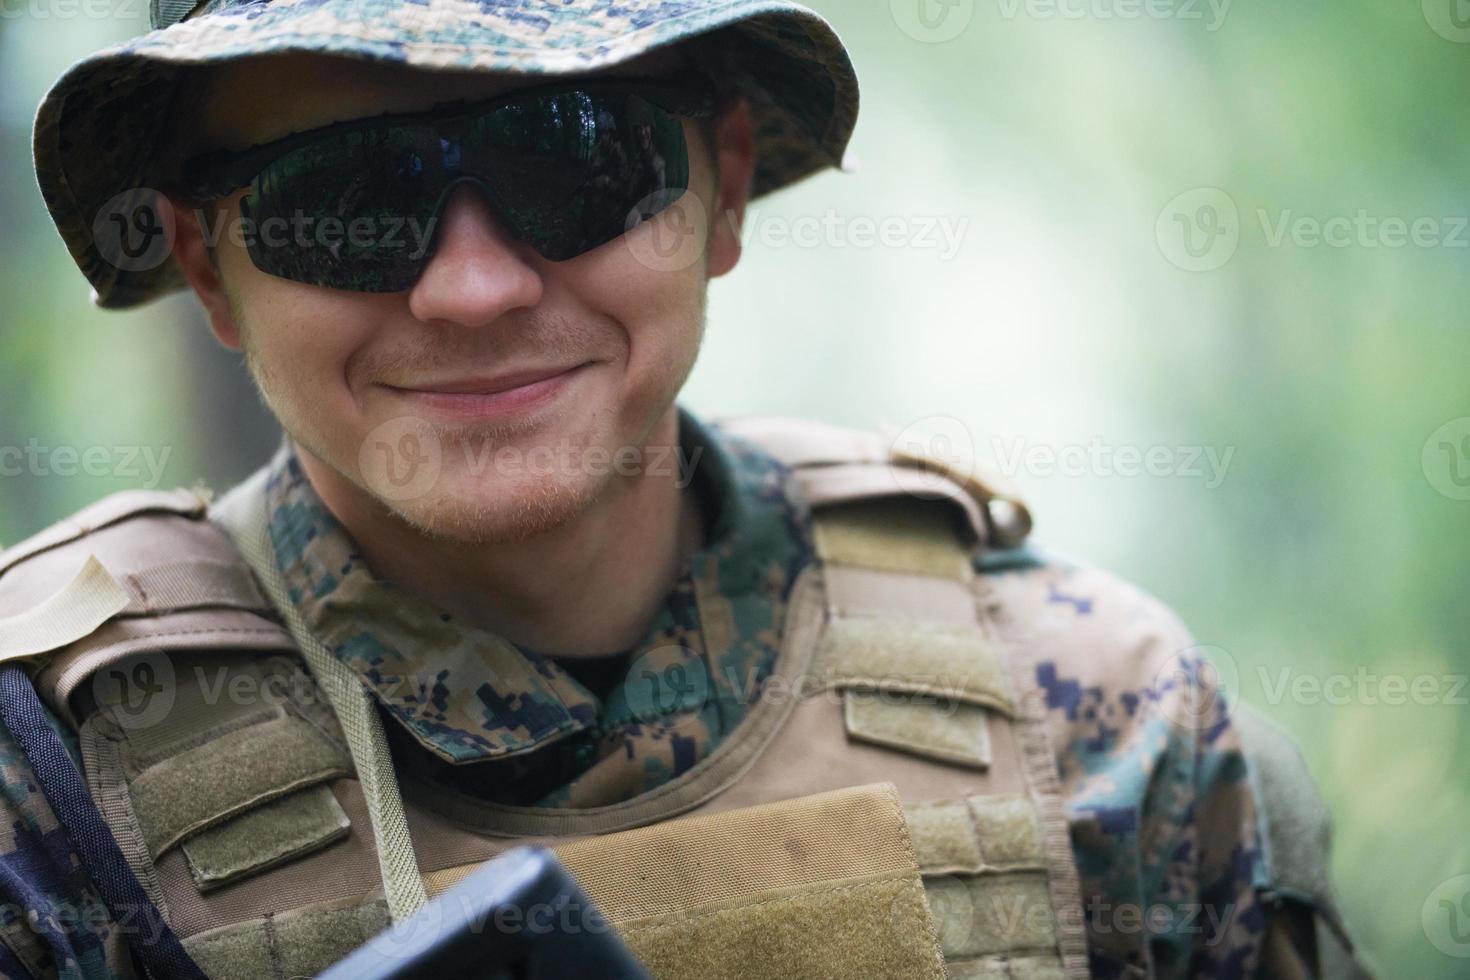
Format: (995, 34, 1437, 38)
(297, 408, 703, 656)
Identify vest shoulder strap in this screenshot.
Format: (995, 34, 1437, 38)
(717, 415, 1032, 549)
(0, 487, 207, 576)
(0, 484, 293, 726)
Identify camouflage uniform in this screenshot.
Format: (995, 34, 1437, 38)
(0, 409, 1360, 978)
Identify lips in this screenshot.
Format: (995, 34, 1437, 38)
(387, 363, 586, 395)
(379, 362, 589, 422)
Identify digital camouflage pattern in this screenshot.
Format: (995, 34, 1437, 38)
(985, 556, 1277, 977)
(0, 407, 1353, 978)
(267, 410, 814, 808)
(31, 0, 859, 309)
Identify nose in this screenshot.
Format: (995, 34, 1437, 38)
(407, 183, 544, 327)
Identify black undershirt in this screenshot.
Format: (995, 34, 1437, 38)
(546, 649, 632, 703)
(534, 410, 727, 705)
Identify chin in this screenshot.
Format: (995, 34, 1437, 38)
(384, 470, 598, 545)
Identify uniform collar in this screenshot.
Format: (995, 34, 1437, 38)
(265, 408, 811, 771)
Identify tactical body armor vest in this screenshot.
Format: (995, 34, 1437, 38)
(0, 418, 1092, 979)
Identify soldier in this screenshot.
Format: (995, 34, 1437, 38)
(0, 1, 1369, 978)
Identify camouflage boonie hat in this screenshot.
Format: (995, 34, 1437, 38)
(32, 0, 859, 310)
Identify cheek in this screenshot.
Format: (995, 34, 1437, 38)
(217, 230, 385, 425)
(566, 215, 708, 393)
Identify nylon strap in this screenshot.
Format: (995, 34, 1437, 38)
(209, 469, 429, 923)
(0, 555, 129, 662)
(0, 665, 208, 980)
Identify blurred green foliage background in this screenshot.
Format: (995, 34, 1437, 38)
(2, 2, 1466, 975)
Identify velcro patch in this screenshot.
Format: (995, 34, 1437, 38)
(813, 499, 974, 580)
(622, 869, 942, 980)
(424, 783, 949, 979)
(816, 615, 1015, 713)
(183, 784, 351, 892)
(844, 693, 993, 770)
(131, 713, 351, 856)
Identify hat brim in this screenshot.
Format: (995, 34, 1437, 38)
(33, 0, 858, 309)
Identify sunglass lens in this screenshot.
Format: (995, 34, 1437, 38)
(463, 91, 692, 261)
(243, 128, 441, 291)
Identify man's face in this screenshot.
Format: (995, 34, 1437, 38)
(178, 52, 749, 543)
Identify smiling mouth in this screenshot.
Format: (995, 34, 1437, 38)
(380, 363, 590, 420)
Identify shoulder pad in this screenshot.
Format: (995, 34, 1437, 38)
(0, 487, 208, 576)
(0, 487, 293, 726)
(717, 415, 1032, 549)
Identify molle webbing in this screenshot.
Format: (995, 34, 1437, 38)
(813, 495, 977, 579)
(182, 897, 390, 980)
(807, 496, 1089, 979)
(809, 497, 1014, 769)
(185, 784, 949, 980)
(820, 614, 1014, 712)
(843, 695, 995, 770)
(908, 794, 1063, 976)
(79, 650, 358, 909)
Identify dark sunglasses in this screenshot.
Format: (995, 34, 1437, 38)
(181, 72, 719, 292)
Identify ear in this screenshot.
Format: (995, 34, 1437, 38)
(705, 98, 755, 280)
(166, 192, 243, 350)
